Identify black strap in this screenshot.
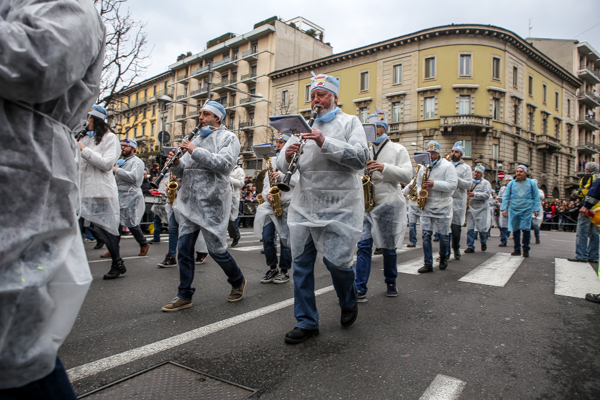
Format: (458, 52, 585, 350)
(372, 138, 389, 161)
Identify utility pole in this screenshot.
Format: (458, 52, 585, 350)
(528, 19, 532, 37)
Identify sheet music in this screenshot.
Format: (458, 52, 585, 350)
(413, 152, 431, 166)
(268, 114, 312, 135)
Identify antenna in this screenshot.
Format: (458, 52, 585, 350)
(528, 18, 533, 37)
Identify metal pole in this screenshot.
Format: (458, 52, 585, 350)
(206, 62, 213, 104)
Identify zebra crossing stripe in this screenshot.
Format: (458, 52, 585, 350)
(419, 374, 466, 400)
(458, 253, 523, 287)
(397, 257, 424, 275)
(554, 258, 600, 298)
(230, 245, 265, 252)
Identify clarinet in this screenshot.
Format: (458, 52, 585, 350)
(151, 123, 201, 189)
(277, 105, 322, 192)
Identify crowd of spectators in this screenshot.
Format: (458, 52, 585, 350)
(541, 195, 582, 232)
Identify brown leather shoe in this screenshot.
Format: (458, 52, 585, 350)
(407, 243, 416, 248)
(228, 279, 247, 302)
(139, 244, 150, 256)
(100, 251, 111, 258)
(161, 297, 192, 312)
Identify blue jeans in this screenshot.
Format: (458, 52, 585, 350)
(293, 238, 357, 330)
(262, 221, 291, 271)
(0, 358, 77, 400)
(168, 212, 178, 257)
(355, 238, 397, 294)
(451, 224, 462, 253)
(467, 229, 488, 249)
(532, 224, 540, 240)
(576, 215, 600, 261)
(423, 230, 449, 265)
(513, 229, 531, 251)
(409, 222, 418, 245)
(500, 227, 508, 244)
(153, 214, 162, 241)
(177, 230, 244, 300)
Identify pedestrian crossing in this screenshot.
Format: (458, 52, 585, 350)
(458, 253, 523, 287)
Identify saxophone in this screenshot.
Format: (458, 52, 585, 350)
(361, 146, 375, 212)
(417, 165, 430, 210)
(408, 164, 422, 202)
(266, 158, 283, 217)
(167, 174, 178, 205)
(463, 181, 474, 227)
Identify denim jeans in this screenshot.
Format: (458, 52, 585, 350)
(532, 224, 540, 240)
(262, 221, 291, 271)
(153, 214, 162, 241)
(408, 222, 418, 245)
(467, 229, 488, 249)
(168, 212, 178, 257)
(127, 224, 148, 247)
(423, 230, 449, 265)
(451, 224, 462, 252)
(576, 215, 600, 261)
(293, 238, 357, 330)
(500, 227, 508, 244)
(355, 238, 397, 294)
(177, 230, 244, 300)
(512, 229, 531, 251)
(0, 358, 78, 400)
(92, 224, 121, 262)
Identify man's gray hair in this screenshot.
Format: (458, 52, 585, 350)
(586, 162, 599, 174)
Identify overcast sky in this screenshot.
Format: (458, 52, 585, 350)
(125, 0, 600, 80)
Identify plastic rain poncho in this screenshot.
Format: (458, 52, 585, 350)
(79, 132, 121, 235)
(501, 179, 541, 232)
(253, 155, 299, 248)
(403, 182, 422, 224)
(150, 175, 169, 223)
(489, 196, 498, 227)
(451, 161, 473, 226)
(171, 126, 239, 254)
(466, 179, 492, 232)
(497, 185, 509, 229)
(115, 155, 146, 227)
(416, 158, 458, 235)
(229, 165, 245, 221)
(0, 0, 105, 388)
(533, 190, 545, 227)
(276, 111, 369, 268)
(359, 140, 412, 249)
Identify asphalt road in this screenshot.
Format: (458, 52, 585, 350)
(60, 227, 600, 399)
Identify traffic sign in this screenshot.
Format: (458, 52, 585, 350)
(498, 171, 505, 180)
(158, 131, 170, 144)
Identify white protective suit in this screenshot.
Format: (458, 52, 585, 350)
(229, 165, 245, 221)
(466, 179, 493, 232)
(403, 181, 422, 225)
(253, 155, 299, 247)
(276, 111, 369, 267)
(115, 154, 146, 227)
(497, 185, 510, 229)
(0, 0, 105, 388)
(79, 132, 121, 235)
(171, 126, 240, 253)
(451, 161, 473, 226)
(359, 140, 412, 249)
(416, 158, 458, 235)
(533, 190, 545, 227)
(150, 175, 169, 224)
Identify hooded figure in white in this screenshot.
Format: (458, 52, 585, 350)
(0, 0, 104, 390)
(497, 174, 513, 246)
(115, 139, 146, 228)
(226, 162, 245, 247)
(355, 109, 412, 299)
(277, 73, 368, 342)
(465, 164, 493, 252)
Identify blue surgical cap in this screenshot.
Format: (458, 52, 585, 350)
(202, 101, 226, 121)
(89, 104, 108, 121)
(310, 72, 340, 96)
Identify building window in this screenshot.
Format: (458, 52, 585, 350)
(425, 57, 436, 79)
(464, 140, 472, 157)
(555, 156, 559, 174)
(359, 71, 369, 91)
(459, 54, 471, 76)
(251, 40, 258, 53)
(152, 105, 156, 116)
(425, 97, 435, 119)
(305, 84, 311, 103)
(528, 110, 534, 132)
(393, 64, 402, 84)
(392, 102, 402, 122)
(359, 107, 369, 123)
(513, 66, 518, 88)
(542, 152, 547, 171)
(492, 57, 501, 80)
(514, 103, 519, 125)
(567, 99, 571, 117)
(542, 113, 548, 135)
(220, 94, 227, 105)
(153, 84, 157, 97)
(282, 90, 289, 106)
(231, 69, 237, 83)
(151, 121, 155, 137)
(492, 98, 501, 120)
(230, 92, 236, 106)
(567, 124, 573, 146)
(250, 63, 257, 76)
(529, 147, 533, 166)
(249, 85, 256, 95)
(555, 92, 559, 110)
(554, 119, 561, 139)
(543, 84, 547, 104)
(141, 123, 146, 137)
(513, 142, 518, 162)
(567, 159, 571, 176)
(528, 76, 534, 97)
(459, 95, 470, 115)
(492, 143, 499, 159)
(134, 125, 138, 137)
(233, 48, 238, 60)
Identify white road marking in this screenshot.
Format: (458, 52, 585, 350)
(419, 374, 466, 400)
(230, 245, 267, 252)
(397, 257, 424, 275)
(458, 253, 523, 287)
(555, 258, 600, 298)
(398, 245, 422, 253)
(551, 239, 575, 242)
(67, 285, 335, 382)
(88, 256, 149, 264)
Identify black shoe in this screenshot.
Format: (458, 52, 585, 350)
(567, 258, 588, 263)
(590, 260, 598, 265)
(341, 304, 358, 327)
(438, 256, 448, 270)
(284, 327, 319, 344)
(93, 241, 105, 250)
(231, 235, 240, 247)
(103, 260, 126, 280)
(511, 250, 521, 256)
(374, 248, 383, 255)
(418, 264, 433, 273)
(433, 238, 440, 242)
(158, 254, 177, 268)
(535, 238, 540, 244)
(454, 250, 461, 260)
(147, 239, 160, 244)
(499, 243, 507, 247)
(464, 248, 474, 253)
(523, 250, 529, 258)
(195, 252, 208, 264)
(585, 293, 600, 303)
(481, 243, 487, 251)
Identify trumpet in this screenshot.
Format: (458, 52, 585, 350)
(151, 123, 201, 189)
(417, 165, 430, 210)
(277, 105, 322, 192)
(408, 164, 422, 202)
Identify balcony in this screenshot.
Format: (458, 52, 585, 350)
(577, 91, 600, 108)
(177, 74, 188, 82)
(190, 87, 208, 98)
(240, 72, 258, 84)
(239, 119, 255, 131)
(154, 89, 173, 98)
(225, 124, 235, 131)
(564, 176, 579, 187)
(189, 110, 200, 117)
(175, 114, 185, 120)
(389, 122, 401, 132)
(241, 48, 258, 61)
(577, 116, 600, 131)
(439, 114, 492, 134)
(213, 57, 238, 72)
(578, 66, 600, 85)
(576, 141, 600, 155)
(191, 65, 210, 79)
(239, 97, 256, 108)
(535, 134, 561, 152)
(214, 80, 231, 93)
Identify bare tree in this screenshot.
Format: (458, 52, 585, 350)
(273, 91, 295, 116)
(95, 0, 151, 106)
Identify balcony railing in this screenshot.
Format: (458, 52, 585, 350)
(578, 66, 600, 84)
(439, 114, 492, 133)
(576, 141, 600, 155)
(192, 65, 209, 76)
(242, 48, 258, 58)
(240, 72, 257, 81)
(175, 114, 185, 120)
(190, 87, 208, 97)
(239, 119, 255, 129)
(177, 74, 188, 81)
(535, 134, 561, 151)
(577, 91, 600, 108)
(189, 110, 200, 117)
(240, 97, 254, 104)
(389, 122, 401, 132)
(577, 116, 600, 131)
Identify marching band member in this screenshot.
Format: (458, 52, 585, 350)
(228, 159, 245, 247)
(403, 179, 421, 248)
(161, 101, 246, 312)
(464, 164, 492, 253)
(355, 110, 412, 301)
(255, 134, 297, 284)
(417, 141, 458, 273)
(447, 141, 472, 260)
(497, 175, 513, 247)
(277, 73, 368, 343)
(531, 179, 544, 245)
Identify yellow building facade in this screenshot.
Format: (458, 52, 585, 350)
(271, 24, 581, 198)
